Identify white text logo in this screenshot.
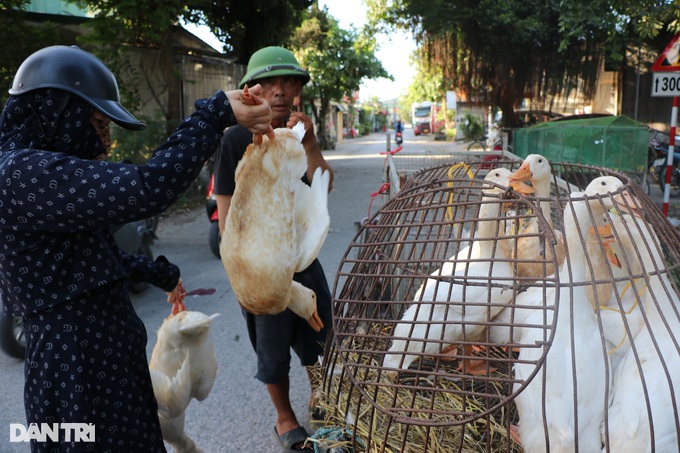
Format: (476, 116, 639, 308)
(10, 423, 95, 442)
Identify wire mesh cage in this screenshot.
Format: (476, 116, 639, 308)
(314, 158, 680, 453)
(383, 149, 505, 198)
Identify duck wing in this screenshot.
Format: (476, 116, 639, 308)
(177, 312, 220, 401)
(294, 166, 330, 272)
(150, 357, 193, 419)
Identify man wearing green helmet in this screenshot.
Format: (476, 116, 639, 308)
(213, 46, 333, 452)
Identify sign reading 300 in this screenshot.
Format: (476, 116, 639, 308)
(652, 72, 680, 97)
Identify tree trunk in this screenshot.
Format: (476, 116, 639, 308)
(311, 86, 331, 150)
(160, 28, 181, 135)
(494, 72, 519, 129)
(318, 97, 333, 149)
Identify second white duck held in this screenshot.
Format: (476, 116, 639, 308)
(221, 122, 331, 332)
(149, 302, 220, 453)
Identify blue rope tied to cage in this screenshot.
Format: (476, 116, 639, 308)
(310, 426, 366, 453)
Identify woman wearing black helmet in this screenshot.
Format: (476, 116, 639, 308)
(0, 45, 271, 451)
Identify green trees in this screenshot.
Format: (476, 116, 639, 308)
(0, 1, 61, 106)
(66, 0, 313, 132)
(292, 4, 389, 148)
(1, 1, 394, 150)
(367, 0, 680, 127)
(72, 0, 312, 62)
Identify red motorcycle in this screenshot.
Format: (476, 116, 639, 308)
(206, 173, 221, 258)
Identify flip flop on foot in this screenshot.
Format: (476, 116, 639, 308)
(309, 404, 326, 421)
(275, 425, 312, 452)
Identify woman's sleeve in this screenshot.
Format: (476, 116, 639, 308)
(118, 250, 180, 292)
(6, 91, 238, 232)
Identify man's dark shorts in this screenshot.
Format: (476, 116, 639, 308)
(241, 258, 332, 384)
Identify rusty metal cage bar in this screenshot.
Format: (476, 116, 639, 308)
(316, 159, 680, 452)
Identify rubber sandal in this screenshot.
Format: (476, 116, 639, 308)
(309, 404, 326, 421)
(275, 425, 312, 452)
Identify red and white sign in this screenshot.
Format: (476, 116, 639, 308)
(652, 33, 680, 72)
(650, 34, 680, 215)
(652, 34, 680, 97)
(652, 73, 680, 97)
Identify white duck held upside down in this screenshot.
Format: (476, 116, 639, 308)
(221, 121, 331, 332)
(149, 299, 220, 453)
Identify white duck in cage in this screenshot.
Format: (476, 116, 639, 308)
(412, 167, 514, 294)
(322, 158, 680, 452)
(383, 168, 516, 377)
(507, 153, 566, 279)
(598, 192, 680, 452)
(513, 176, 622, 453)
(589, 194, 649, 374)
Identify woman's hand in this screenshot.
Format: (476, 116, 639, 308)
(225, 85, 273, 135)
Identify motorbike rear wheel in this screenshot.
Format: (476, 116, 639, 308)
(145, 215, 159, 241)
(467, 140, 487, 152)
(658, 166, 680, 197)
(625, 172, 650, 195)
(0, 311, 25, 359)
(209, 221, 221, 259)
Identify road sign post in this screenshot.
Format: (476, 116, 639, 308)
(652, 33, 680, 216)
(664, 98, 678, 216)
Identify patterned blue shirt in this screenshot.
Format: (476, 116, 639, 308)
(0, 89, 236, 315)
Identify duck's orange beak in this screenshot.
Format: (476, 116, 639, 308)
(589, 223, 622, 268)
(307, 311, 324, 332)
(508, 162, 532, 182)
(614, 190, 643, 218)
(508, 162, 535, 195)
(509, 180, 536, 195)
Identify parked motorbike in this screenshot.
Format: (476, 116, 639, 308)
(0, 313, 23, 359)
(395, 131, 403, 145)
(206, 173, 221, 258)
(112, 220, 156, 294)
(651, 134, 680, 197)
(0, 219, 156, 359)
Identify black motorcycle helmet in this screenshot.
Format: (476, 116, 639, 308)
(9, 45, 145, 131)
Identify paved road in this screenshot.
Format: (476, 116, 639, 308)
(0, 129, 675, 452)
(0, 129, 444, 452)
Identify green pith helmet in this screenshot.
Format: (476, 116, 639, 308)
(239, 46, 310, 89)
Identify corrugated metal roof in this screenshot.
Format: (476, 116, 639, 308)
(24, 0, 91, 18)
